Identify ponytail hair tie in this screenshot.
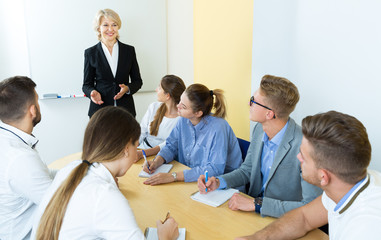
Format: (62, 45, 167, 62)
(209, 90, 214, 96)
(82, 160, 92, 166)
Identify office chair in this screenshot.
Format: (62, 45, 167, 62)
(237, 137, 250, 161)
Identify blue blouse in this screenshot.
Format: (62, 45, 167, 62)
(158, 115, 243, 182)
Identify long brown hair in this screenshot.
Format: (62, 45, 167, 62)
(149, 75, 185, 136)
(36, 106, 140, 239)
(185, 83, 226, 119)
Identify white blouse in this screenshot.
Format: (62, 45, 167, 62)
(101, 41, 119, 78)
(31, 160, 144, 240)
(138, 102, 180, 150)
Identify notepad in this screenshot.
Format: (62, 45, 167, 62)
(144, 227, 186, 240)
(190, 188, 239, 207)
(138, 164, 173, 178)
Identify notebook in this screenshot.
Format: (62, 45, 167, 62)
(144, 227, 186, 240)
(138, 164, 173, 178)
(190, 188, 239, 207)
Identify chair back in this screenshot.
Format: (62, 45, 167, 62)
(237, 138, 250, 161)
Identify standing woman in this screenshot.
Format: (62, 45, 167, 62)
(136, 75, 186, 162)
(83, 9, 143, 118)
(143, 84, 243, 185)
(31, 107, 179, 239)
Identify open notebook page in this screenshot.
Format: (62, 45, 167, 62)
(138, 164, 173, 178)
(191, 188, 239, 207)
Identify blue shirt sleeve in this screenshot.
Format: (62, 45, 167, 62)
(217, 176, 227, 189)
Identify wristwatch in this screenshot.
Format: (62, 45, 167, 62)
(254, 197, 263, 213)
(171, 172, 177, 182)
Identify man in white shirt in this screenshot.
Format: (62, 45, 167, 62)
(0, 76, 56, 240)
(236, 111, 381, 240)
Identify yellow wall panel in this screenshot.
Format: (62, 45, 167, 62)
(193, 0, 253, 140)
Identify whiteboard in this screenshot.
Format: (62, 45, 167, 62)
(24, 0, 167, 96)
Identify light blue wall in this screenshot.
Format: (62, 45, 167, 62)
(252, 0, 381, 171)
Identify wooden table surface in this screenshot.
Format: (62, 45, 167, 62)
(50, 152, 328, 240)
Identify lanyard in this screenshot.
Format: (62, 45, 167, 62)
(0, 126, 36, 149)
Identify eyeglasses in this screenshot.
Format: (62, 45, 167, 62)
(250, 96, 276, 118)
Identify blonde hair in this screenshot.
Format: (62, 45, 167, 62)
(93, 9, 122, 41)
(185, 84, 227, 119)
(150, 75, 186, 136)
(260, 75, 299, 119)
(35, 106, 140, 239)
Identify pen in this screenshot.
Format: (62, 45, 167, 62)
(205, 170, 208, 192)
(162, 211, 170, 223)
(142, 150, 151, 174)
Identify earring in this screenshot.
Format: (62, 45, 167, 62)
(124, 151, 129, 158)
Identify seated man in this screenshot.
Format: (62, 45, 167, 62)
(236, 110, 381, 239)
(198, 75, 322, 218)
(0, 76, 56, 239)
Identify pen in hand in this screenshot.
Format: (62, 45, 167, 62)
(162, 211, 170, 224)
(205, 170, 208, 192)
(142, 150, 151, 174)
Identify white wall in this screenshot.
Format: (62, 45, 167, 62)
(0, 0, 193, 165)
(167, 0, 194, 86)
(252, 0, 381, 171)
(0, 0, 30, 78)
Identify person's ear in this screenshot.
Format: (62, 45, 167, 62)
(29, 104, 37, 118)
(266, 110, 275, 120)
(319, 169, 330, 186)
(194, 110, 203, 118)
(165, 92, 171, 101)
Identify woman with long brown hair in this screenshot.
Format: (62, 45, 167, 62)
(143, 83, 243, 185)
(136, 75, 186, 162)
(31, 106, 178, 239)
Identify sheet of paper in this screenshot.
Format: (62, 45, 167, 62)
(190, 188, 239, 207)
(145, 227, 186, 240)
(138, 164, 173, 178)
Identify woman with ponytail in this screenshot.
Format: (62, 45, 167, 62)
(136, 75, 186, 162)
(31, 106, 179, 240)
(143, 84, 242, 185)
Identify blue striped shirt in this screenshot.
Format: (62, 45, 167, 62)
(158, 115, 242, 182)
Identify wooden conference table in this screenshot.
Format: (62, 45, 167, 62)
(50, 152, 328, 240)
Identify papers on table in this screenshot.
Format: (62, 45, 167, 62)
(190, 188, 239, 207)
(145, 227, 186, 240)
(138, 164, 173, 178)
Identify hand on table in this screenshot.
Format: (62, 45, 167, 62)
(156, 217, 179, 240)
(90, 90, 104, 105)
(114, 84, 129, 100)
(228, 193, 255, 212)
(144, 173, 174, 185)
(197, 175, 220, 194)
(235, 235, 258, 240)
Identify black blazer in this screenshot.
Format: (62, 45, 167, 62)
(82, 41, 143, 117)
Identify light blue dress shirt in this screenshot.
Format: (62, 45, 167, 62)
(218, 121, 289, 191)
(260, 121, 289, 193)
(158, 115, 242, 182)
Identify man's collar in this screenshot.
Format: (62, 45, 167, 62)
(0, 120, 39, 149)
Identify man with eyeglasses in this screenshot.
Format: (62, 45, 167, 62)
(198, 75, 322, 218)
(235, 111, 381, 240)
